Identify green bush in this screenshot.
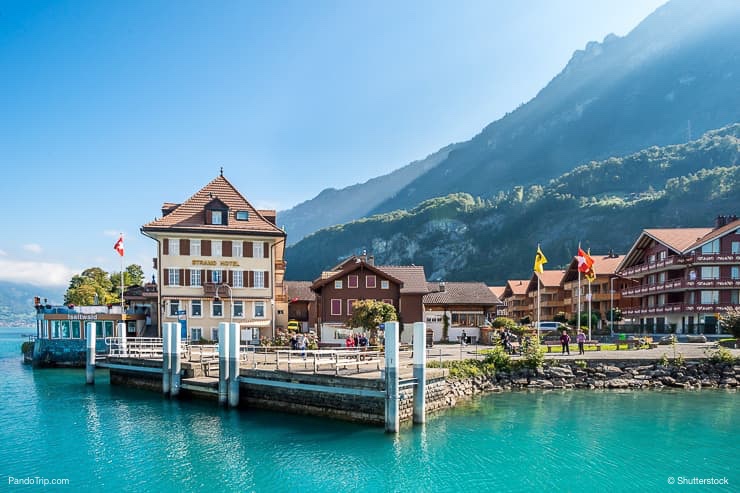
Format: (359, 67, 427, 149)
(482, 346, 512, 371)
(427, 358, 495, 378)
(517, 343, 545, 370)
(705, 346, 737, 364)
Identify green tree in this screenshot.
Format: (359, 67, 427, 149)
(491, 316, 517, 331)
(110, 264, 146, 292)
(719, 306, 740, 339)
(64, 267, 115, 306)
(348, 299, 397, 345)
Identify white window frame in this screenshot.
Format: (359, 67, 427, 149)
(253, 241, 264, 258)
(348, 275, 359, 288)
(366, 275, 376, 288)
(233, 242, 242, 258)
(212, 270, 222, 284)
(731, 266, 740, 280)
(701, 266, 719, 280)
(233, 300, 244, 318)
(212, 240, 222, 257)
(191, 327, 202, 341)
(190, 269, 202, 287)
(254, 301, 265, 318)
(700, 290, 719, 305)
(212, 210, 223, 225)
(254, 270, 265, 288)
(381, 280, 390, 289)
(233, 270, 244, 288)
(732, 242, 740, 254)
(168, 300, 180, 317)
(330, 299, 342, 316)
(169, 238, 179, 256)
(701, 239, 720, 254)
(168, 269, 180, 287)
(191, 299, 202, 318)
(211, 327, 219, 342)
(191, 239, 201, 256)
(212, 299, 223, 318)
(347, 299, 356, 316)
(335, 280, 343, 289)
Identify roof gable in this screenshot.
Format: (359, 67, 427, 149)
(423, 282, 499, 305)
(311, 261, 404, 291)
(526, 270, 565, 293)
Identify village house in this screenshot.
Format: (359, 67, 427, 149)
(423, 281, 501, 344)
(285, 280, 316, 332)
(141, 171, 288, 342)
(616, 215, 740, 335)
(500, 280, 530, 322)
(488, 286, 507, 318)
(525, 270, 567, 321)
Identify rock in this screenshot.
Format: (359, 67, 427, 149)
(607, 379, 632, 388)
(603, 366, 623, 377)
(661, 376, 676, 386)
(548, 367, 574, 378)
(720, 378, 737, 386)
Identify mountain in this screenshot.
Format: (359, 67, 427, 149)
(367, 0, 740, 214)
(0, 282, 65, 327)
(284, 124, 740, 283)
(277, 143, 460, 244)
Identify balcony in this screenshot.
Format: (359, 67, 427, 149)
(203, 282, 231, 297)
(275, 259, 287, 270)
(622, 278, 740, 297)
(620, 253, 740, 277)
(622, 302, 735, 317)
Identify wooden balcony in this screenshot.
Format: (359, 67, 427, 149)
(622, 278, 740, 297)
(619, 253, 740, 277)
(622, 302, 735, 317)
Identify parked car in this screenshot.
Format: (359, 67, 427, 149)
(287, 320, 301, 332)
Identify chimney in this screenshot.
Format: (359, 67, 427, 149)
(715, 215, 727, 229)
(368, 255, 374, 266)
(439, 281, 446, 292)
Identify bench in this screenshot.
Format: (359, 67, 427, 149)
(614, 339, 640, 350)
(543, 341, 566, 353)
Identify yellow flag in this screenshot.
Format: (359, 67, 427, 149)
(533, 246, 548, 274)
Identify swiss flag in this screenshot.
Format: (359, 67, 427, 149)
(575, 247, 593, 273)
(114, 235, 124, 257)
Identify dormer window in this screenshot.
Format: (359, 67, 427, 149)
(236, 210, 249, 221)
(212, 210, 223, 225)
(205, 198, 229, 226)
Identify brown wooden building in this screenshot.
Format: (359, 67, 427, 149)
(501, 279, 531, 322)
(526, 270, 567, 321)
(285, 280, 316, 331)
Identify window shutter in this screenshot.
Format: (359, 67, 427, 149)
(163, 240, 169, 255)
(223, 240, 232, 257)
(263, 242, 269, 258)
(242, 241, 248, 257)
(184, 269, 190, 286)
(227, 270, 233, 286)
(248, 271, 254, 288)
(180, 239, 189, 256)
(245, 241, 253, 258)
(179, 269, 185, 286)
(202, 240, 211, 256)
(163, 269, 169, 286)
(201, 269, 206, 284)
(264, 271, 269, 288)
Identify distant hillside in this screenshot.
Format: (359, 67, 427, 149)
(277, 143, 460, 244)
(285, 124, 740, 283)
(0, 282, 65, 327)
(370, 0, 740, 214)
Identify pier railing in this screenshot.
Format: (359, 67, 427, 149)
(105, 337, 166, 358)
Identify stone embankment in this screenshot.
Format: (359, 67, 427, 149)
(431, 360, 739, 410)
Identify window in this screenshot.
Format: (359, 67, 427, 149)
(381, 280, 390, 289)
(61, 320, 70, 338)
(733, 242, 740, 254)
(72, 320, 80, 338)
(233, 270, 243, 288)
(236, 210, 249, 221)
(648, 274, 656, 285)
(168, 269, 180, 286)
(212, 240, 222, 257)
(190, 269, 202, 287)
(382, 298, 393, 307)
(647, 296, 655, 307)
(191, 239, 201, 256)
(169, 239, 179, 256)
(191, 300, 202, 317)
(212, 210, 223, 225)
(687, 291, 695, 305)
(347, 299, 356, 315)
(254, 271, 265, 288)
(233, 301, 244, 318)
(330, 299, 342, 316)
(366, 275, 376, 288)
(211, 327, 219, 342)
(658, 250, 667, 261)
(657, 272, 666, 283)
(169, 300, 180, 317)
(254, 301, 265, 318)
(732, 266, 740, 280)
(104, 321, 114, 337)
(648, 254, 656, 264)
(731, 290, 739, 304)
(700, 290, 719, 304)
(191, 328, 202, 341)
(253, 242, 263, 258)
(657, 294, 665, 306)
(701, 266, 719, 280)
(701, 239, 720, 254)
(212, 270, 222, 283)
(233, 242, 242, 258)
(212, 299, 223, 317)
(335, 280, 343, 289)
(348, 275, 358, 288)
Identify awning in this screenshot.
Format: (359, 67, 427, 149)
(237, 320, 271, 328)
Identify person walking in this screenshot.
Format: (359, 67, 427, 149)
(297, 333, 307, 360)
(577, 329, 586, 355)
(560, 330, 571, 355)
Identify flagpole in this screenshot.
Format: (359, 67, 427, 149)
(577, 270, 581, 335)
(120, 233, 126, 351)
(537, 273, 541, 342)
(588, 279, 592, 341)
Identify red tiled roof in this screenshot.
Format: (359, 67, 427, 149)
(423, 282, 499, 305)
(285, 281, 316, 301)
(685, 218, 740, 251)
(379, 266, 429, 294)
(489, 286, 506, 300)
(504, 280, 529, 297)
(644, 228, 712, 252)
(141, 175, 285, 236)
(526, 270, 565, 293)
(562, 254, 626, 282)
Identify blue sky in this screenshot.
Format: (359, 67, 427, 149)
(0, 0, 666, 288)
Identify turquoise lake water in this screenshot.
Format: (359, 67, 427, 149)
(1, 328, 737, 492)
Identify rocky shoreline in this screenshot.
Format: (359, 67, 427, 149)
(430, 360, 739, 409)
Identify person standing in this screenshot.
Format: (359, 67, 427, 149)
(560, 330, 571, 355)
(576, 329, 586, 355)
(461, 330, 467, 347)
(298, 333, 307, 360)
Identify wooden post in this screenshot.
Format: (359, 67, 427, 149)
(85, 322, 96, 385)
(162, 322, 171, 395)
(228, 323, 240, 407)
(218, 322, 230, 406)
(412, 322, 427, 424)
(384, 321, 399, 433)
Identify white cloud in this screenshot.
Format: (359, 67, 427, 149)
(0, 259, 76, 287)
(23, 243, 43, 254)
(0, 249, 7, 256)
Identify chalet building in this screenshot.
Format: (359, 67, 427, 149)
(561, 253, 637, 329)
(423, 282, 501, 343)
(309, 255, 428, 343)
(525, 270, 567, 321)
(141, 171, 288, 342)
(616, 215, 740, 335)
(488, 286, 507, 318)
(501, 280, 530, 321)
(285, 280, 316, 332)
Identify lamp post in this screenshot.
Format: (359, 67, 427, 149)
(610, 276, 616, 339)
